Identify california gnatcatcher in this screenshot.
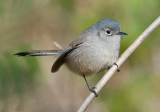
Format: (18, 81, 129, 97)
(15, 18, 127, 97)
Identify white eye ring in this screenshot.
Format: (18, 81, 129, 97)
(105, 29, 112, 35)
(105, 30, 111, 35)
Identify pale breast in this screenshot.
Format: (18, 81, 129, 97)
(65, 36, 121, 76)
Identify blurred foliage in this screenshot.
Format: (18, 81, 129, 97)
(0, 0, 160, 112)
(0, 47, 41, 98)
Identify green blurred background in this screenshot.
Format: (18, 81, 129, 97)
(0, 0, 160, 112)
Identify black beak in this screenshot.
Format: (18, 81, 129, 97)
(117, 32, 128, 35)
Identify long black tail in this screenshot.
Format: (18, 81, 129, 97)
(14, 50, 63, 56)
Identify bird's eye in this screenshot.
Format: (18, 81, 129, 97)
(105, 30, 111, 35)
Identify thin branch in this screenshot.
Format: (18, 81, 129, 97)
(53, 41, 63, 49)
(77, 16, 160, 112)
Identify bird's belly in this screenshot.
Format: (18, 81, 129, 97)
(66, 45, 118, 76)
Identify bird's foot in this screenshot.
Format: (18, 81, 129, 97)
(114, 63, 120, 72)
(89, 86, 98, 97)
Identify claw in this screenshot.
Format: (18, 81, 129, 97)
(114, 63, 119, 67)
(114, 63, 120, 72)
(91, 86, 96, 89)
(117, 69, 120, 72)
(89, 87, 98, 97)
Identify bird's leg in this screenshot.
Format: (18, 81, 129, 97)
(83, 75, 98, 97)
(114, 63, 120, 72)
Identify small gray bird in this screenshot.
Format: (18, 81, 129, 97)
(15, 18, 127, 97)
